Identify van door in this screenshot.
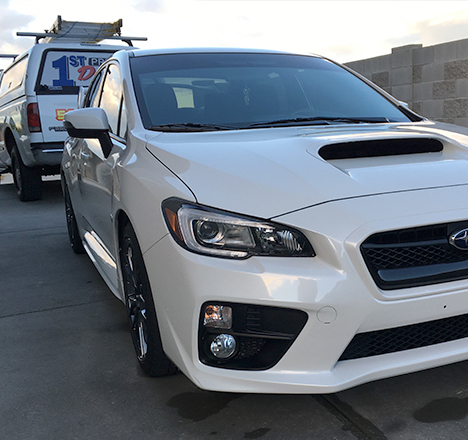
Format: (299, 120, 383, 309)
(35, 49, 115, 143)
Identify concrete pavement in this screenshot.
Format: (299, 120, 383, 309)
(1, 176, 468, 440)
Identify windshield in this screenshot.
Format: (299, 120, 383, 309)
(130, 53, 413, 131)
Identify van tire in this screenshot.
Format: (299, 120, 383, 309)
(11, 146, 43, 201)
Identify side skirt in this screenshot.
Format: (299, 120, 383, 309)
(83, 230, 123, 301)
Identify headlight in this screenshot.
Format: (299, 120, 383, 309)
(162, 198, 315, 259)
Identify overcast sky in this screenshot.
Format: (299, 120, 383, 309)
(1, 0, 468, 69)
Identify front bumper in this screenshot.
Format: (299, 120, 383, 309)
(143, 185, 468, 393)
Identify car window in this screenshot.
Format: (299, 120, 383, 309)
(130, 53, 412, 129)
(119, 97, 127, 138)
(0, 56, 27, 98)
(84, 69, 105, 108)
(98, 64, 126, 138)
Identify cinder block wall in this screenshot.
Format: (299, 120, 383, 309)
(345, 40, 468, 127)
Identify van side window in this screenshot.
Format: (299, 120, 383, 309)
(0, 56, 28, 98)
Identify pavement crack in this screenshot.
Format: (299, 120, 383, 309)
(315, 394, 388, 440)
(0, 225, 66, 236)
(0, 298, 113, 319)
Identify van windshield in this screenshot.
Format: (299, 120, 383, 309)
(130, 52, 414, 131)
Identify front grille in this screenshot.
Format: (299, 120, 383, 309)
(361, 221, 468, 289)
(339, 313, 468, 361)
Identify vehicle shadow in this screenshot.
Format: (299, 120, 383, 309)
(0, 174, 63, 202)
(41, 177, 63, 201)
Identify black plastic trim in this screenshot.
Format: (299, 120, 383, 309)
(339, 312, 468, 361)
(319, 137, 443, 160)
(198, 302, 308, 370)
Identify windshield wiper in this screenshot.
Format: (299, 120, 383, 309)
(248, 116, 390, 128)
(149, 123, 238, 132)
(149, 117, 391, 132)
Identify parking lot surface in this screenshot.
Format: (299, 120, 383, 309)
(2, 176, 468, 440)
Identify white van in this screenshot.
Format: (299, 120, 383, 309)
(0, 17, 145, 200)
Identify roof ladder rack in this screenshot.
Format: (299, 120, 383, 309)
(16, 16, 147, 46)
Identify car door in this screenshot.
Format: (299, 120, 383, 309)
(79, 62, 127, 262)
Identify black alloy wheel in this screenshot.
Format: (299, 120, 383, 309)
(62, 179, 85, 254)
(120, 223, 177, 377)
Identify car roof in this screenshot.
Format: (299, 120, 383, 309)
(127, 47, 322, 59)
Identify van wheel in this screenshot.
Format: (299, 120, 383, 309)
(11, 146, 42, 201)
(120, 223, 178, 377)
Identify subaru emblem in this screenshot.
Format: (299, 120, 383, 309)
(449, 228, 468, 250)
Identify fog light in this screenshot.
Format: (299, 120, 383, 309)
(204, 305, 232, 329)
(210, 334, 237, 359)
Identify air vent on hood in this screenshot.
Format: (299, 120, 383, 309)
(319, 138, 443, 160)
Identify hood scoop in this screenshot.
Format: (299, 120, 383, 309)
(319, 138, 443, 160)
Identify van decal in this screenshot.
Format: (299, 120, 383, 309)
(55, 109, 74, 121)
(40, 51, 113, 89)
(49, 126, 68, 132)
(77, 66, 95, 81)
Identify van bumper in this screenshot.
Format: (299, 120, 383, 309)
(31, 142, 64, 166)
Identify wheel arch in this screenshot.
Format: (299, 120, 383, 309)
(4, 126, 29, 167)
(117, 213, 178, 377)
(4, 127, 17, 155)
(116, 209, 132, 245)
(113, 209, 131, 300)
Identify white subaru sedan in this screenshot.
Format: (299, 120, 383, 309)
(62, 48, 468, 394)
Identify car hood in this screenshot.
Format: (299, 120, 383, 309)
(145, 121, 468, 219)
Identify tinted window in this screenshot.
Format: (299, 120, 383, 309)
(130, 53, 412, 129)
(0, 56, 27, 98)
(97, 64, 126, 138)
(119, 98, 127, 138)
(84, 69, 105, 108)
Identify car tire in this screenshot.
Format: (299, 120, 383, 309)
(11, 145, 42, 201)
(120, 223, 178, 377)
(62, 179, 85, 254)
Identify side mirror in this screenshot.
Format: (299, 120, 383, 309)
(64, 107, 113, 157)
